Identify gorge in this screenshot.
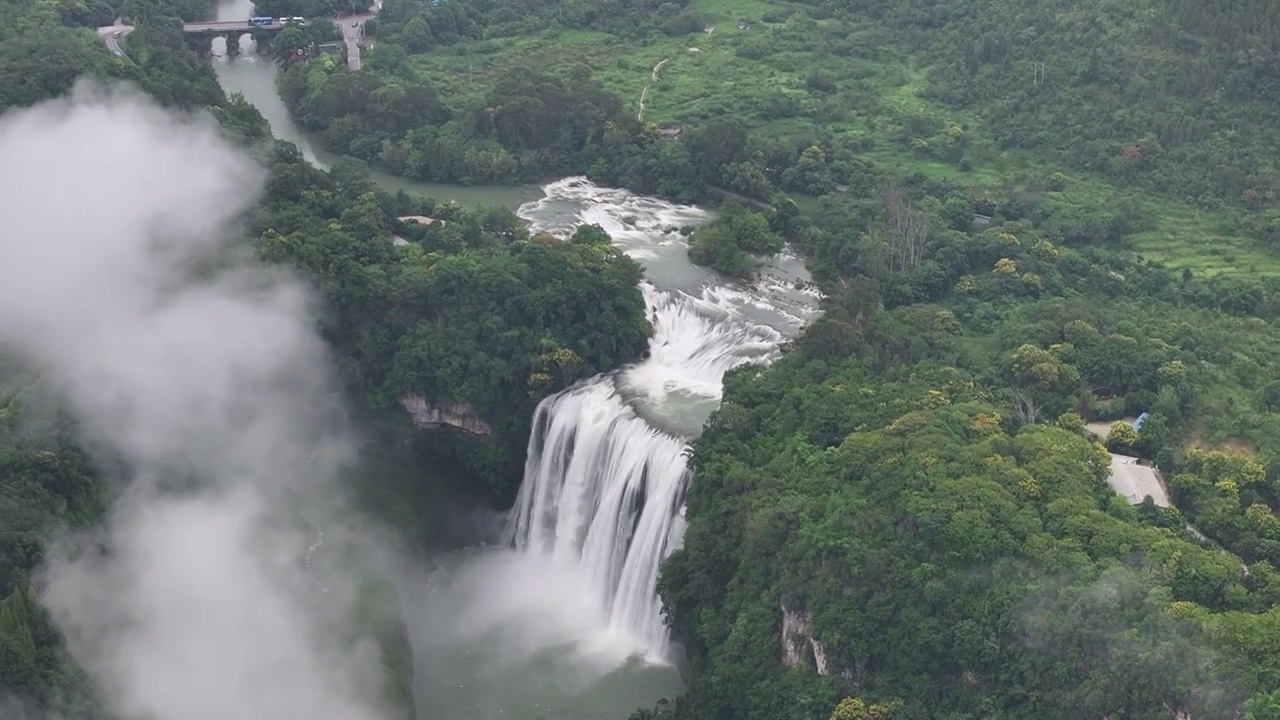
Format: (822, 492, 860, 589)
(401, 181, 819, 720)
(202, 9, 821, 716)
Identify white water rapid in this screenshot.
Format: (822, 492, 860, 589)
(503, 178, 822, 662)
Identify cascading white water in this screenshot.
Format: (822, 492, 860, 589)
(505, 384, 689, 657)
(504, 178, 821, 662)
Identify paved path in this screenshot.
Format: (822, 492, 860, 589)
(336, 13, 375, 71)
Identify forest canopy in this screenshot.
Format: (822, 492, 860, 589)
(5, 0, 1280, 717)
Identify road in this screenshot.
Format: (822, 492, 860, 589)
(95, 20, 134, 58)
(336, 13, 375, 71)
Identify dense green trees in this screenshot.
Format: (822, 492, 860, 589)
(0, 400, 106, 717)
(866, 0, 1280, 214)
(267, 0, 1280, 291)
(277, 57, 636, 185)
(629, 37, 1280, 712)
(686, 201, 782, 278)
(660, 278, 1280, 718)
(7, 0, 1280, 716)
(251, 149, 651, 491)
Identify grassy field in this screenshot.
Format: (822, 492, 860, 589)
(407, 0, 1277, 277)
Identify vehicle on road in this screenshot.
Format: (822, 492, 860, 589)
(283, 16, 306, 24)
(247, 16, 272, 26)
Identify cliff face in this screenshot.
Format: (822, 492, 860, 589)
(400, 395, 493, 436)
(779, 606, 865, 685)
(781, 602, 833, 676)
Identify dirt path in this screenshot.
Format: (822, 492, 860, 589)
(637, 58, 669, 122)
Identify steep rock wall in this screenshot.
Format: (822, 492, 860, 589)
(400, 394, 493, 436)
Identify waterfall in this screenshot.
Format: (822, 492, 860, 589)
(502, 179, 821, 662)
(504, 381, 689, 658)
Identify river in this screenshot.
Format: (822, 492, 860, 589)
(204, 7, 821, 718)
(210, 0, 541, 208)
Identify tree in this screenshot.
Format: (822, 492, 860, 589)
(942, 193, 974, 231)
(1245, 690, 1280, 720)
(884, 185, 928, 272)
(272, 25, 306, 59)
(685, 118, 748, 186)
(570, 224, 611, 245)
(830, 697, 900, 720)
(769, 194, 804, 239)
(1007, 344, 1081, 423)
(1107, 421, 1139, 454)
(1136, 412, 1171, 457)
(1057, 410, 1086, 434)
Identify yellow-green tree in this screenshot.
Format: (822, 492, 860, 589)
(829, 696, 901, 720)
(1106, 420, 1139, 453)
(1008, 344, 1081, 423)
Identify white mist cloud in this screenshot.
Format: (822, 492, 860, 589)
(0, 81, 390, 720)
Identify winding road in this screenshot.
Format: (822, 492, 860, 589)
(95, 20, 134, 59)
(637, 58, 668, 122)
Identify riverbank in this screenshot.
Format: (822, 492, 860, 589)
(211, 59, 542, 207)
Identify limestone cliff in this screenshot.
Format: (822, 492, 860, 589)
(781, 602, 833, 676)
(400, 394, 493, 436)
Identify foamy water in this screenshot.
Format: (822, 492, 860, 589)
(411, 179, 821, 720)
(502, 178, 821, 661)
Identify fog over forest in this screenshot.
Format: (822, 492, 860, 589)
(0, 82, 397, 720)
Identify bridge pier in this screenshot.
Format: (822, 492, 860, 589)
(222, 32, 241, 57)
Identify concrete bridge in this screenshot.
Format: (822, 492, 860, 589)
(98, 4, 376, 70)
(181, 19, 298, 58)
(183, 18, 295, 32)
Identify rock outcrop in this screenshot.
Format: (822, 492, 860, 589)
(400, 394, 493, 436)
(781, 602, 832, 675)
